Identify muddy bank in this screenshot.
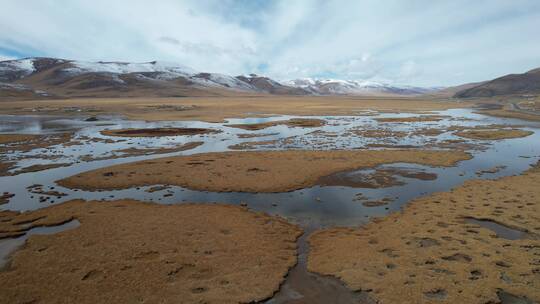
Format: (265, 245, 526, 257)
(227, 140, 278, 150)
(237, 132, 279, 139)
(308, 163, 540, 303)
(268, 226, 377, 304)
(375, 115, 447, 123)
(100, 127, 219, 137)
(361, 197, 395, 207)
(317, 167, 437, 189)
(365, 144, 419, 149)
(0, 134, 40, 144)
(411, 128, 445, 137)
(0, 192, 15, 205)
(227, 118, 326, 131)
(0, 200, 301, 304)
(0, 161, 15, 177)
(115, 142, 204, 156)
(57, 150, 471, 193)
(349, 129, 408, 139)
(0, 132, 73, 153)
(9, 163, 71, 176)
(79, 142, 204, 162)
(454, 129, 533, 140)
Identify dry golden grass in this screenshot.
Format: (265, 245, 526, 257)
(374, 115, 447, 123)
(0, 96, 471, 122)
(0, 200, 302, 304)
(454, 129, 533, 140)
(0, 133, 73, 154)
(57, 150, 471, 193)
(226, 118, 325, 130)
(479, 109, 540, 122)
(309, 164, 540, 304)
(0, 134, 39, 144)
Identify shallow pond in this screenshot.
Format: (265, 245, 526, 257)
(1, 108, 539, 229)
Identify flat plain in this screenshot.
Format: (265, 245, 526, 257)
(0, 95, 539, 304)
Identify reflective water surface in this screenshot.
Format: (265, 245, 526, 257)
(1, 109, 539, 228)
(1, 109, 539, 303)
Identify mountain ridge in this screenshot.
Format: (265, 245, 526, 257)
(0, 57, 442, 100)
(454, 67, 540, 98)
(283, 78, 441, 96)
(2, 57, 539, 100)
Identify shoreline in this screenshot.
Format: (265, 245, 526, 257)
(308, 162, 540, 303)
(0, 200, 302, 304)
(56, 149, 472, 193)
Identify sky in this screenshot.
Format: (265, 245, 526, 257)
(1, 0, 539, 86)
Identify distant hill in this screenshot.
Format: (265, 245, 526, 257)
(425, 81, 487, 98)
(283, 78, 441, 96)
(454, 67, 540, 98)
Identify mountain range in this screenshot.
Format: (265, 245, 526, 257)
(0, 57, 538, 100)
(0, 57, 440, 100)
(282, 78, 439, 96)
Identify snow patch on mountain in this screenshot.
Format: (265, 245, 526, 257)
(61, 60, 256, 90)
(191, 73, 254, 90)
(62, 60, 198, 78)
(0, 58, 36, 81)
(0, 58, 35, 73)
(283, 78, 440, 95)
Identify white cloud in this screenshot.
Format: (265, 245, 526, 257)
(1, 0, 539, 86)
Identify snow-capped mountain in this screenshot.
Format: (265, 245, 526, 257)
(0, 57, 441, 99)
(283, 78, 440, 96)
(41, 59, 257, 90)
(237, 74, 308, 95)
(0, 58, 306, 98)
